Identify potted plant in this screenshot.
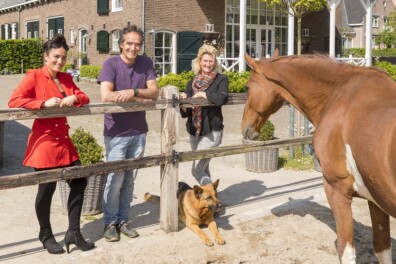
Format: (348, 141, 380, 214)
(59, 128, 106, 215)
(243, 120, 279, 173)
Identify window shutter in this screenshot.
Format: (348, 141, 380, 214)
(1, 25, 5, 39)
(7, 24, 11, 39)
(14, 22, 18, 39)
(97, 0, 109, 14)
(97, 30, 109, 52)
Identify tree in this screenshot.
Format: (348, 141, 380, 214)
(376, 28, 396, 49)
(260, 0, 327, 54)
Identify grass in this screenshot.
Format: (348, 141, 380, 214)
(279, 146, 315, 171)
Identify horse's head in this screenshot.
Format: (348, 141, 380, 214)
(241, 51, 284, 140)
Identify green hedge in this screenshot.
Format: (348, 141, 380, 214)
(80, 65, 101, 79)
(158, 71, 250, 93)
(0, 39, 43, 73)
(343, 48, 396, 57)
(375, 61, 396, 81)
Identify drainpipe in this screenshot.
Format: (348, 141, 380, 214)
(142, 0, 145, 54)
(18, 6, 21, 39)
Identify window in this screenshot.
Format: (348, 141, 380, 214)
(48, 17, 64, 39)
(112, 30, 120, 52)
(3, 24, 9, 39)
(11, 23, 18, 39)
(302, 28, 309, 36)
(372, 16, 379, 28)
(80, 29, 89, 66)
(27, 20, 39, 39)
(97, 30, 109, 52)
(112, 0, 123, 12)
(97, 0, 109, 14)
(70, 30, 75, 45)
(154, 31, 174, 76)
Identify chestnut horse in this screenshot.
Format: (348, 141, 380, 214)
(241, 52, 396, 264)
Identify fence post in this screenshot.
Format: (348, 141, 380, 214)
(160, 85, 179, 232)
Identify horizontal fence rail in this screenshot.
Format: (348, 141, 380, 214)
(0, 136, 312, 190)
(0, 93, 247, 121)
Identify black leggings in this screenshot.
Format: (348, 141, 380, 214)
(34, 160, 87, 233)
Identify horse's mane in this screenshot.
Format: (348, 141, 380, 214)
(261, 53, 389, 77)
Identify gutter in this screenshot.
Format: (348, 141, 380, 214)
(0, 0, 40, 12)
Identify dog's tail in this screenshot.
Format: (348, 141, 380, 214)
(144, 192, 160, 204)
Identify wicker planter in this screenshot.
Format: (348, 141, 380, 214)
(243, 139, 279, 173)
(59, 174, 107, 216)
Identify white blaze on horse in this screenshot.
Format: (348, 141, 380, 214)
(241, 51, 396, 264)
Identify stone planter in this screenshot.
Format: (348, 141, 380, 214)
(243, 139, 279, 173)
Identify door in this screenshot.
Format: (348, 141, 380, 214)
(177, 31, 202, 73)
(79, 29, 88, 67)
(247, 26, 275, 58)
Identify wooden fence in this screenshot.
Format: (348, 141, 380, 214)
(0, 85, 312, 232)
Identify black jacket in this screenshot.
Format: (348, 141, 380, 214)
(181, 73, 229, 136)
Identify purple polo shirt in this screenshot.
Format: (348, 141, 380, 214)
(97, 55, 157, 137)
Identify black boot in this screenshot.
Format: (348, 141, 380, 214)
(39, 230, 65, 254)
(64, 229, 95, 253)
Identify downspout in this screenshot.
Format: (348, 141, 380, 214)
(142, 0, 145, 54)
(18, 7, 21, 39)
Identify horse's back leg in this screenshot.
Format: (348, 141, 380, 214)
(323, 179, 355, 264)
(368, 201, 392, 264)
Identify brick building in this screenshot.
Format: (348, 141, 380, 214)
(0, 0, 343, 75)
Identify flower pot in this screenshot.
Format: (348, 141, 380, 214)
(59, 174, 107, 215)
(243, 139, 279, 173)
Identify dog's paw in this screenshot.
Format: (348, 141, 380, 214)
(203, 238, 214, 247)
(216, 236, 226, 245)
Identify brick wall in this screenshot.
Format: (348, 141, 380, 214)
(0, 0, 142, 67)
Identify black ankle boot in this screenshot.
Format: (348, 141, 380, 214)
(64, 230, 95, 253)
(38, 230, 65, 254)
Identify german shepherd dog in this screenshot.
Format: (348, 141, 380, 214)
(144, 179, 225, 246)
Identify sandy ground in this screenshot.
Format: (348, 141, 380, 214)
(1, 74, 395, 264)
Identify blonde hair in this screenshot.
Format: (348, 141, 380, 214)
(191, 44, 221, 74)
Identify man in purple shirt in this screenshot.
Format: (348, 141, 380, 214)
(97, 24, 158, 242)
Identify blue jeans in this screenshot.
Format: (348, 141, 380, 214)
(190, 130, 223, 185)
(103, 134, 146, 226)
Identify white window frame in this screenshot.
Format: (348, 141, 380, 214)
(11, 23, 17, 39)
(372, 17, 379, 28)
(70, 30, 75, 45)
(302, 28, 309, 37)
(4, 24, 9, 40)
(112, 0, 123, 12)
(154, 31, 176, 76)
(112, 30, 120, 52)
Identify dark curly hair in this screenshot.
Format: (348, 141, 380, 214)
(43, 34, 69, 55)
(118, 24, 144, 52)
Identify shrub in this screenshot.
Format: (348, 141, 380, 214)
(257, 120, 275, 141)
(158, 71, 194, 91)
(80, 65, 101, 79)
(158, 70, 250, 93)
(375, 61, 396, 81)
(71, 128, 104, 165)
(0, 39, 43, 73)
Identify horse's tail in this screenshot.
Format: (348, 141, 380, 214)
(144, 192, 160, 204)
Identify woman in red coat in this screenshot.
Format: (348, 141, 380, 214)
(8, 35, 95, 254)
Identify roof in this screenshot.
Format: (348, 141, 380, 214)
(343, 0, 365, 26)
(0, 0, 38, 11)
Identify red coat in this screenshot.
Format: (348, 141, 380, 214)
(8, 66, 90, 169)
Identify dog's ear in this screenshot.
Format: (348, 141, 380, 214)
(193, 185, 203, 199)
(212, 179, 220, 190)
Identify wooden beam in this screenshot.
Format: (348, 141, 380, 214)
(0, 136, 312, 190)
